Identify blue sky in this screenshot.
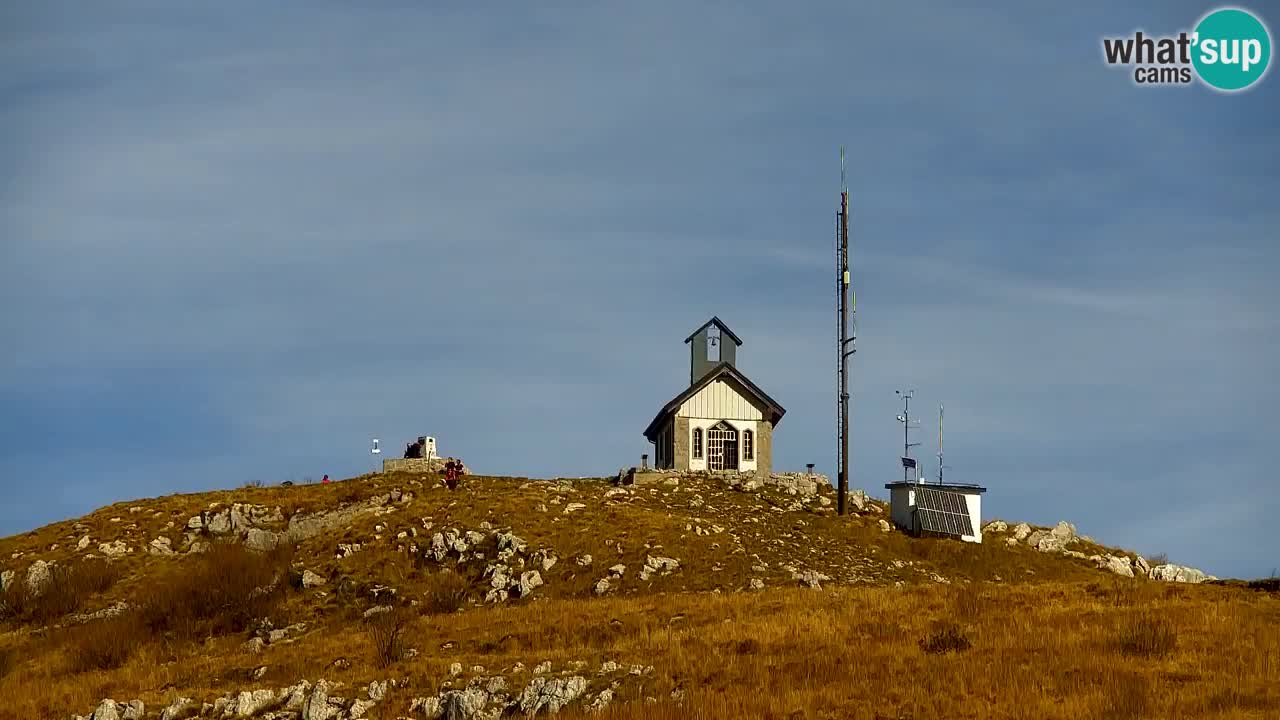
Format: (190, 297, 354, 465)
(2, 2, 1276, 579)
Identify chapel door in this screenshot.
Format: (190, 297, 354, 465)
(707, 422, 738, 471)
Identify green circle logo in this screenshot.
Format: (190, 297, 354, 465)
(1192, 7, 1272, 91)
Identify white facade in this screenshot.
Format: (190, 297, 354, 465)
(887, 483, 984, 544)
(683, 418, 760, 472)
(678, 378, 763, 473)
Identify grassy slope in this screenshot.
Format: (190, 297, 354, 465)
(1, 472, 1277, 719)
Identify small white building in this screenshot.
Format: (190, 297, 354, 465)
(885, 481, 987, 543)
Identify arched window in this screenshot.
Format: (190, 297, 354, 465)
(692, 428, 703, 459)
(743, 429, 754, 461)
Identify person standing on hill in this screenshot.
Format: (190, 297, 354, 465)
(444, 458, 458, 490)
(321, 474, 330, 484)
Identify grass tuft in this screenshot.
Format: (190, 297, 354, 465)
(919, 621, 971, 654)
(1117, 613, 1178, 658)
(422, 569, 470, 615)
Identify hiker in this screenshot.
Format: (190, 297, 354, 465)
(444, 458, 458, 490)
(321, 474, 330, 484)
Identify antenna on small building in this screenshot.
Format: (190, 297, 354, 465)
(937, 404, 950, 484)
(895, 389, 921, 483)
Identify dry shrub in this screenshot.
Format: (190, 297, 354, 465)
(0, 559, 120, 626)
(367, 608, 411, 668)
(1117, 613, 1177, 658)
(141, 540, 293, 641)
(919, 622, 971, 654)
(1147, 553, 1169, 566)
(422, 570, 470, 615)
(66, 612, 142, 673)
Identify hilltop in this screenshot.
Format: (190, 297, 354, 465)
(1, 470, 1276, 720)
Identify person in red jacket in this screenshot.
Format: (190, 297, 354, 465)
(321, 474, 330, 484)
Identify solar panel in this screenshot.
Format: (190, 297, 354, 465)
(915, 486, 974, 537)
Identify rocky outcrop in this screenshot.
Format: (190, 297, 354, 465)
(1150, 564, 1216, 583)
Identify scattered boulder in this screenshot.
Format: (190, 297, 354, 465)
(233, 689, 276, 717)
(148, 537, 175, 556)
(98, 540, 129, 558)
(638, 556, 680, 581)
(749, 578, 765, 591)
(1012, 523, 1032, 541)
(77, 535, 92, 550)
(1150, 564, 1214, 584)
(516, 570, 543, 598)
(878, 519, 892, 533)
(1135, 555, 1152, 577)
(158, 698, 191, 720)
(1092, 554, 1134, 578)
(792, 570, 830, 590)
(517, 675, 588, 715)
(302, 681, 337, 720)
(90, 700, 121, 720)
(302, 570, 327, 588)
(850, 489, 867, 511)
(0, 569, 13, 592)
(983, 520, 1008, 533)
(244, 528, 280, 552)
(25, 560, 52, 594)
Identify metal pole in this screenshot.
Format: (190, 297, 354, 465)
(937, 404, 944, 484)
(903, 393, 910, 482)
(837, 147, 851, 516)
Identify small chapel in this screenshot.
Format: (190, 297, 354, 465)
(643, 317, 786, 474)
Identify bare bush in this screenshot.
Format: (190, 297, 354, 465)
(367, 608, 411, 668)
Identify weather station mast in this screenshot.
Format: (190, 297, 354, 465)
(895, 389, 922, 482)
(836, 147, 857, 515)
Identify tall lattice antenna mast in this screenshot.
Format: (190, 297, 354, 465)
(836, 147, 856, 515)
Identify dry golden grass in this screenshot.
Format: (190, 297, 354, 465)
(1, 579, 1275, 719)
(1, 472, 1275, 718)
